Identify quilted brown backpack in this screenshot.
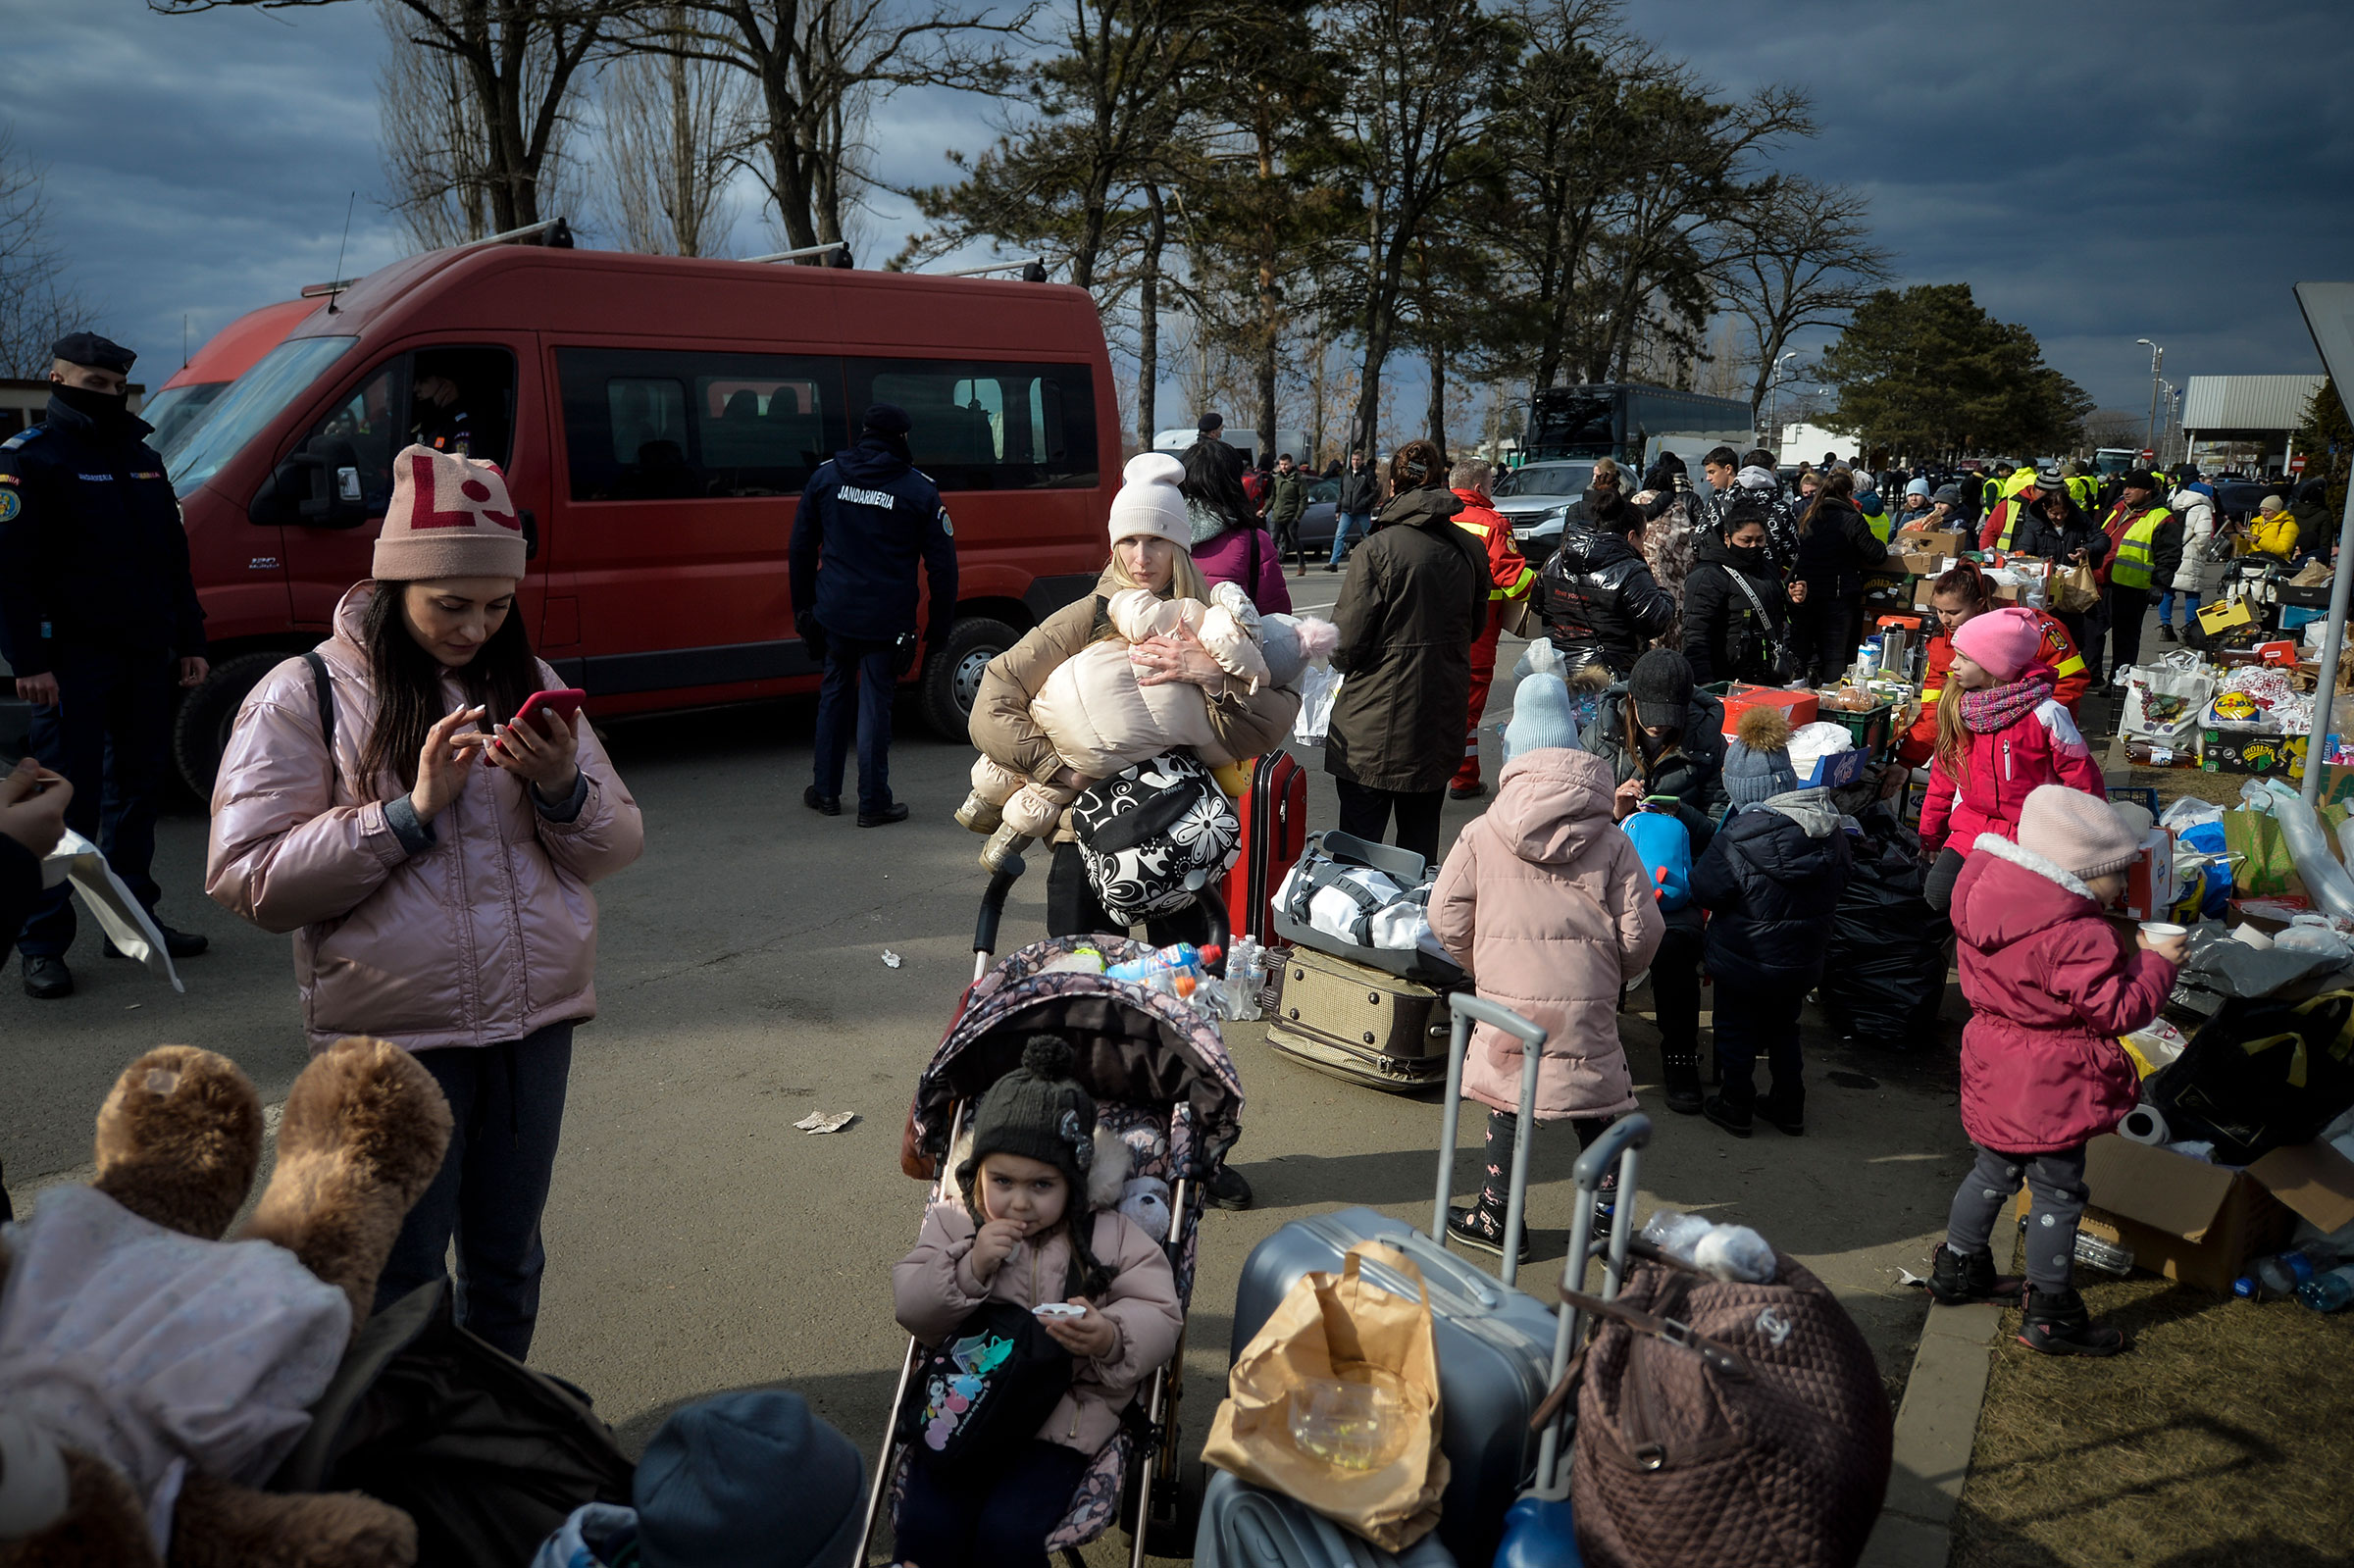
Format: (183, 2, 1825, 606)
(1556, 1246, 1893, 1568)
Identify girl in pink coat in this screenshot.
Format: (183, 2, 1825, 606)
(1429, 674, 1665, 1261)
(1926, 785, 2183, 1356)
(1919, 605, 2105, 913)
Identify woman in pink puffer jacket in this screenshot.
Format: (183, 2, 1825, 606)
(207, 446, 642, 1358)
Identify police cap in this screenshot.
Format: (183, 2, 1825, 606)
(51, 331, 136, 374)
(861, 403, 911, 436)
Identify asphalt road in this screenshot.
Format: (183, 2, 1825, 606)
(0, 567, 1970, 1564)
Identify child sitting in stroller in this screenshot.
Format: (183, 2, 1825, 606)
(892, 1037, 1183, 1567)
(956, 453, 1335, 873)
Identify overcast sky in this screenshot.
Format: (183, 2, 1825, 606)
(8, 0, 2351, 422)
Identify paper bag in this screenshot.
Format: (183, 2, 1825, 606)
(1203, 1241, 1448, 1551)
(2055, 563, 2102, 614)
(2225, 807, 2299, 897)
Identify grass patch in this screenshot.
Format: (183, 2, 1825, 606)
(1951, 1265, 2354, 1568)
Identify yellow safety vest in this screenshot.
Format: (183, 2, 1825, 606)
(2068, 475, 2099, 513)
(1863, 506, 1892, 544)
(1989, 494, 2023, 550)
(2108, 505, 2171, 589)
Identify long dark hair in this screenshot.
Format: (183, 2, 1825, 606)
(357, 584, 539, 789)
(1179, 438, 1252, 530)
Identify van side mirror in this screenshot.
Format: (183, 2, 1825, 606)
(251, 451, 369, 530)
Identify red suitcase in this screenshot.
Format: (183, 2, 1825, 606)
(1226, 749, 1308, 941)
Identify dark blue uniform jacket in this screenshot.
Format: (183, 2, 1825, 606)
(789, 437, 957, 649)
(0, 394, 206, 677)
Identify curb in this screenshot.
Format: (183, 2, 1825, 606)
(1860, 1299, 2004, 1568)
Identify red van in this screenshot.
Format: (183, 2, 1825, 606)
(144, 297, 321, 461)
(163, 243, 1117, 790)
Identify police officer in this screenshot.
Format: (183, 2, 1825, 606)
(790, 403, 956, 827)
(0, 331, 211, 998)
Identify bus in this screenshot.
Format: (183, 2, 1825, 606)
(1523, 382, 1754, 470)
(158, 240, 1120, 791)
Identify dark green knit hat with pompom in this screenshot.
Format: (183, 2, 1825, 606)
(958, 1036, 1097, 1198)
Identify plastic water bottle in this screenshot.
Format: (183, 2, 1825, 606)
(2295, 1263, 2354, 1313)
(1220, 936, 1267, 1022)
(1106, 942, 1222, 1004)
(2241, 1240, 2342, 1299)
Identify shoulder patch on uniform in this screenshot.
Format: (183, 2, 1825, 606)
(0, 489, 17, 523)
(939, 508, 953, 537)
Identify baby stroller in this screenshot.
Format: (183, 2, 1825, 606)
(862, 855, 1245, 1565)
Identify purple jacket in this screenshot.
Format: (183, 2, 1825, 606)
(1193, 525, 1291, 614)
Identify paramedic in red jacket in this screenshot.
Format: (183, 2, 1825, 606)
(1896, 563, 2090, 769)
(1448, 456, 1537, 798)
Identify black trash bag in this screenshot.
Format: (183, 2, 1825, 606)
(1821, 809, 1948, 1046)
(2146, 987, 2354, 1164)
(271, 1278, 635, 1568)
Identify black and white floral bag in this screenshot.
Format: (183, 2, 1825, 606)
(1070, 751, 1242, 924)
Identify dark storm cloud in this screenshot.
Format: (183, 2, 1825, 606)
(8, 0, 401, 377)
(9, 0, 2349, 410)
(1646, 0, 2354, 406)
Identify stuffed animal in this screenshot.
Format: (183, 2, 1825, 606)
(0, 1037, 454, 1568)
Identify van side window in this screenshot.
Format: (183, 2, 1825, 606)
(295, 363, 402, 516)
(844, 359, 1098, 492)
(290, 346, 517, 517)
(558, 347, 846, 502)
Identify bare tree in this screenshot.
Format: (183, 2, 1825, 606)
(643, 0, 1030, 258)
(598, 3, 752, 253)
(1714, 176, 1891, 426)
(0, 122, 94, 378)
(160, 0, 631, 237)
(1327, 0, 1509, 463)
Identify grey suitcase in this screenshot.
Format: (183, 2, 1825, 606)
(1226, 994, 1650, 1568)
(1263, 943, 1451, 1091)
(1195, 1468, 1459, 1567)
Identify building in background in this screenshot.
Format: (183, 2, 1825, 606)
(2181, 374, 2325, 473)
(0, 379, 145, 440)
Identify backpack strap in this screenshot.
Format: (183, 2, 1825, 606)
(302, 649, 338, 796)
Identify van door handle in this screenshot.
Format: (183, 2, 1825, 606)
(519, 508, 538, 561)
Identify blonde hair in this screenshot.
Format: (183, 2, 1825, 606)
(1096, 544, 1212, 644)
(1933, 672, 1969, 778)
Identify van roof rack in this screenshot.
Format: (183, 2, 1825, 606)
(743, 240, 848, 264)
(935, 256, 1049, 282)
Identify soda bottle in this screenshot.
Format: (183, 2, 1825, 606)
(2294, 1263, 2354, 1313)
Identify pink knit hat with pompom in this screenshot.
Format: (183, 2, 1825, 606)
(1951, 606, 2043, 683)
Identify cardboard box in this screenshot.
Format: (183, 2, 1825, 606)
(1914, 578, 1940, 610)
(1896, 550, 1947, 578)
(1717, 684, 1817, 738)
(1894, 527, 1965, 556)
(2198, 598, 2257, 636)
(2072, 1135, 2354, 1293)
(2199, 730, 2304, 779)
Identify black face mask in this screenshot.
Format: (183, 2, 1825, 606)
(1725, 541, 1768, 569)
(54, 382, 131, 431)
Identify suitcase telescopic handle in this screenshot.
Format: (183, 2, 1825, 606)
(1434, 995, 1548, 1289)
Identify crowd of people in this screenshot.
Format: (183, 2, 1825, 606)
(3, 328, 2315, 1563)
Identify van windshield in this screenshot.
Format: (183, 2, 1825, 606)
(169, 336, 357, 490)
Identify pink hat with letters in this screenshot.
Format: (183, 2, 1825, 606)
(1950, 606, 2043, 684)
(372, 444, 528, 582)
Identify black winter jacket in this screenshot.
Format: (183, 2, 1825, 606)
(1336, 467, 1382, 516)
(0, 394, 206, 676)
(1693, 792, 1854, 990)
(1325, 485, 1490, 792)
(2011, 500, 2110, 570)
(1681, 532, 1791, 687)
(1537, 517, 1675, 678)
(1791, 496, 1887, 601)
(790, 435, 958, 647)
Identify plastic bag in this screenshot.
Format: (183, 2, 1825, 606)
(1786, 721, 1856, 770)
(1820, 811, 1947, 1044)
(1293, 664, 1341, 745)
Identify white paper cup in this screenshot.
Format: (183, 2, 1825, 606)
(2138, 922, 2186, 940)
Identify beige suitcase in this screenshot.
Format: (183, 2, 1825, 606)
(1263, 944, 1451, 1091)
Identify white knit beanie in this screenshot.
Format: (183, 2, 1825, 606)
(373, 444, 528, 582)
(1107, 453, 1191, 550)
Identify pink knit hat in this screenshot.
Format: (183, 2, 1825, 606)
(2016, 784, 2141, 881)
(1951, 606, 2043, 683)
(372, 444, 528, 582)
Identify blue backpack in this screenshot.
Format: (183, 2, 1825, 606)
(1621, 810, 1693, 911)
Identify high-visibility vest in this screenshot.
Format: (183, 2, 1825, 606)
(2068, 475, 2100, 514)
(2109, 505, 2172, 589)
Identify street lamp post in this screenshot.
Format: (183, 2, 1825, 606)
(1766, 351, 1799, 449)
(2135, 338, 2164, 458)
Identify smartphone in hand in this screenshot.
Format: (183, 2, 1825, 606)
(510, 687, 587, 736)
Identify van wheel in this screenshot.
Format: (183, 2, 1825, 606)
(173, 650, 300, 796)
(922, 618, 1016, 740)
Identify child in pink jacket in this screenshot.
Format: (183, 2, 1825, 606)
(892, 1037, 1181, 1566)
(1926, 786, 2183, 1356)
(1430, 674, 1665, 1261)
(1919, 606, 2105, 913)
